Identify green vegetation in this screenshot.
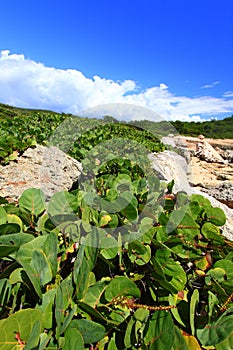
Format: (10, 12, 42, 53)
(0, 102, 233, 348)
(0, 104, 67, 164)
(0, 103, 164, 165)
(132, 116, 233, 139)
(0, 162, 233, 349)
(172, 116, 233, 138)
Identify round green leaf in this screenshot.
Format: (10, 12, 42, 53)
(0, 245, 18, 258)
(201, 222, 220, 239)
(48, 191, 78, 224)
(197, 308, 233, 346)
(9, 268, 24, 284)
(63, 328, 85, 350)
(205, 207, 226, 226)
(0, 233, 33, 247)
(6, 214, 23, 230)
(0, 223, 21, 235)
(0, 309, 43, 349)
(68, 319, 105, 344)
(190, 194, 211, 211)
(19, 188, 46, 216)
(105, 276, 141, 302)
(100, 236, 119, 259)
(128, 241, 151, 265)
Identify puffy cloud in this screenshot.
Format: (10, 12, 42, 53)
(0, 50, 233, 122)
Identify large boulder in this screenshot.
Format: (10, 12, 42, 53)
(148, 151, 192, 194)
(0, 145, 82, 201)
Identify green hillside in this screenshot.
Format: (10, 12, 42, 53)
(0, 103, 58, 120)
(0, 103, 165, 164)
(1, 102, 233, 138)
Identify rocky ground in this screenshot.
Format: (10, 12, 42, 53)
(157, 135, 233, 239)
(188, 157, 233, 187)
(174, 136, 233, 209)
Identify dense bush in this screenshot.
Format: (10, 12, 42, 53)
(0, 158, 232, 349)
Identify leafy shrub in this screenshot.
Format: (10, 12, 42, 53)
(0, 159, 232, 349)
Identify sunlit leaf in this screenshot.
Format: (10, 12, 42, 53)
(63, 328, 85, 350)
(19, 188, 46, 216)
(0, 309, 43, 349)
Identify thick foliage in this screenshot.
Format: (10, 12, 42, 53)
(132, 116, 233, 139)
(0, 110, 164, 165)
(0, 112, 67, 164)
(0, 159, 232, 349)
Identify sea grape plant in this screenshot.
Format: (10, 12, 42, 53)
(0, 107, 232, 348)
(0, 158, 232, 349)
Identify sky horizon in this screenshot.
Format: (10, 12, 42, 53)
(0, 0, 233, 122)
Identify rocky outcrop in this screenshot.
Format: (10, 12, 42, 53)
(0, 145, 82, 201)
(163, 135, 230, 165)
(195, 141, 226, 163)
(187, 156, 233, 188)
(162, 136, 191, 163)
(217, 149, 233, 163)
(170, 136, 233, 164)
(148, 151, 192, 194)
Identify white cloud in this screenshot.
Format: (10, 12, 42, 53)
(201, 81, 220, 89)
(223, 91, 233, 98)
(0, 50, 233, 122)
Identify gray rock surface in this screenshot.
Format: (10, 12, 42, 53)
(148, 151, 192, 194)
(200, 182, 233, 209)
(0, 145, 82, 201)
(221, 149, 233, 163)
(161, 136, 191, 163)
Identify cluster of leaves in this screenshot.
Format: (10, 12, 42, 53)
(0, 112, 67, 164)
(68, 123, 165, 161)
(0, 106, 164, 165)
(0, 157, 233, 349)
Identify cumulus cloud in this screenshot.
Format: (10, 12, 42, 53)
(1, 50, 233, 122)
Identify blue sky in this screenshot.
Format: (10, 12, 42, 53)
(0, 0, 233, 121)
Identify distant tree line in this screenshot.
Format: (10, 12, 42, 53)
(131, 116, 233, 139)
